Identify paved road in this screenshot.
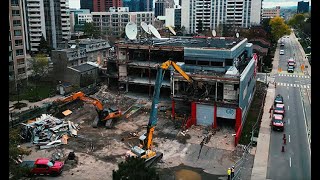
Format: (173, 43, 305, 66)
(266, 33, 311, 179)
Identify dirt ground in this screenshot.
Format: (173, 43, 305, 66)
(20, 87, 250, 180)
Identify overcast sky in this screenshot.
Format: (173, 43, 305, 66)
(68, 0, 311, 9)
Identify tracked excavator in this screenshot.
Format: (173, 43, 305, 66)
(49, 91, 122, 128)
(125, 60, 193, 167)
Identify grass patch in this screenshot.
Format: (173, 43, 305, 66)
(239, 82, 267, 145)
(9, 81, 56, 102)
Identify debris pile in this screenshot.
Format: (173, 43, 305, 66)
(20, 114, 79, 149)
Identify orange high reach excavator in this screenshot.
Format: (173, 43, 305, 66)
(50, 91, 122, 128)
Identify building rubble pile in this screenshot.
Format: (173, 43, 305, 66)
(20, 114, 79, 149)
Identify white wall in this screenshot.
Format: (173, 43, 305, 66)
(250, 0, 262, 26)
(181, 0, 190, 33)
(165, 8, 175, 27)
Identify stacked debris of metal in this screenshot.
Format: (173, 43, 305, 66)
(20, 114, 79, 149)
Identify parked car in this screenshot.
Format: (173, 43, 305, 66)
(274, 103, 285, 117)
(274, 94, 284, 105)
(272, 114, 284, 131)
(20, 158, 64, 176)
(280, 50, 284, 55)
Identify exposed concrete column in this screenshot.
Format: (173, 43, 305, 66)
(215, 81, 218, 101)
(126, 83, 128, 93)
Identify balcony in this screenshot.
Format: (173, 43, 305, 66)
(30, 38, 41, 42)
(28, 13, 40, 17)
(27, 3, 40, 7)
(29, 28, 41, 32)
(30, 33, 42, 37)
(28, 8, 40, 12)
(62, 27, 70, 31)
(29, 23, 41, 27)
(29, 18, 41, 22)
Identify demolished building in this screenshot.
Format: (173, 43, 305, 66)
(102, 36, 258, 145)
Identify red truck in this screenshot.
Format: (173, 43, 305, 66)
(20, 158, 64, 176)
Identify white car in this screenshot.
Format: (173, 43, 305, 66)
(280, 50, 284, 55)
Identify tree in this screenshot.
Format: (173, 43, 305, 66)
(83, 22, 100, 38)
(29, 53, 49, 79)
(38, 34, 51, 54)
(269, 17, 291, 42)
(197, 20, 203, 34)
(288, 14, 305, 30)
(112, 157, 159, 180)
(9, 128, 31, 179)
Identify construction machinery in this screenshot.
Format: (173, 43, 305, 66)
(125, 60, 193, 167)
(49, 91, 122, 128)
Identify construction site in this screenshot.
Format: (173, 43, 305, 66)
(16, 34, 258, 179)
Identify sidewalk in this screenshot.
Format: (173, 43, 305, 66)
(250, 40, 280, 180)
(9, 95, 64, 115)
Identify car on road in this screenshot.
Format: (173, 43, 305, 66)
(274, 103, 285, 117)
(280, 50, 284, 55)
(272, 114, 284, 131)
(287, 66, 294, 73)
(274, 94, 284, 105)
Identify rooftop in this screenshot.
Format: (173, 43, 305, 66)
(69, 63, 97, 72)
(69, 39, 110, 45)
(120, 36, 245, 50)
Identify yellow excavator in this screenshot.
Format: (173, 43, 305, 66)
(125, 60, 193, 167)
(49, 91, 122, 128)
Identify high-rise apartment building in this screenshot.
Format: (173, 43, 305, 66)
(93, 0, 123, 12)
(92, 10, 153, 37)
(43, 0, 71, 49)
(297, 1, 309, 14)
(9, 0, 28, 88)
(80, 0, 94, 12)
(181, 0, 262, 34)
(23, 0, 70, 52)
(155, 0, 165, 17)
(122, 0, 152, 12)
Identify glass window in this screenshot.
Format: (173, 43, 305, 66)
(12, 10, 20, 16)
(15, 40, 22, 46)
(11, 0, 19, 6)
(17, 58, 24, 65)
(47, 161, 54, 167)
(14, 30, 21, 36)
(16, 49, 23, 56)
(18, 68, 25, 74)
(13, 20, 21, 27)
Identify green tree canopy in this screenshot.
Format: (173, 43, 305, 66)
(113, 157, 159, 180)
(83, 22, 100, 38)
(38, 34, 51, 54)
(288, 14, 305, 29)
(269, 17, 291, 42)
(197, 21, 203, 34)
(29, 53, 49, 78)
(9, 128, 31, 179)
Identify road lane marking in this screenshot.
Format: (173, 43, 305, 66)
(288, 119, 290, 125)
(290, 157, 292, 167)
(290, 84, 293, 87)
(289, 135, 291, 143)
(303, 85, 306, 88)
(288, 106, 289, 110)
(288, 95, 289, 99)
(299, 88, 311, 155)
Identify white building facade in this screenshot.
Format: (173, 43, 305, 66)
(181, 0, 262, 34)
(92, 10, 154, 37)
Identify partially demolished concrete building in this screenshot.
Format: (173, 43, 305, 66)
(103, 36, 257, 143)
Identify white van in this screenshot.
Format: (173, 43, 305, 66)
(280, 50, 284, 55)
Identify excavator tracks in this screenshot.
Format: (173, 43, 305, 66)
(145, 152, 163, 168)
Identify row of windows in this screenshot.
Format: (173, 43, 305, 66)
(12, 20, 21, 27)
(185, 60, 223, 66)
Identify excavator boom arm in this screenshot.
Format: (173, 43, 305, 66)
(145, 60, 192, 150)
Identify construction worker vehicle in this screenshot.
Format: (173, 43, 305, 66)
(49, 91, 122, 128)
(125, 60, 193, 167)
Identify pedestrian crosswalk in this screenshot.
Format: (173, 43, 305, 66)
(276, 82, 311, 89)
(278, 74, 310, 78)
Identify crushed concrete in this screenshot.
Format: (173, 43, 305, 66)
(20, 88, 247, 179)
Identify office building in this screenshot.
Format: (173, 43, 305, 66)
(297, 1, 309, 14)
(80, 0, 94, 12)
(262, 6, 280, 19)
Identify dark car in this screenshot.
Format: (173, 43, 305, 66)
(274, 94, 284, 105)
(287, 66, 294, 73)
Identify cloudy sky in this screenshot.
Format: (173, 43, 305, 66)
(68, 0, 310, 9)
